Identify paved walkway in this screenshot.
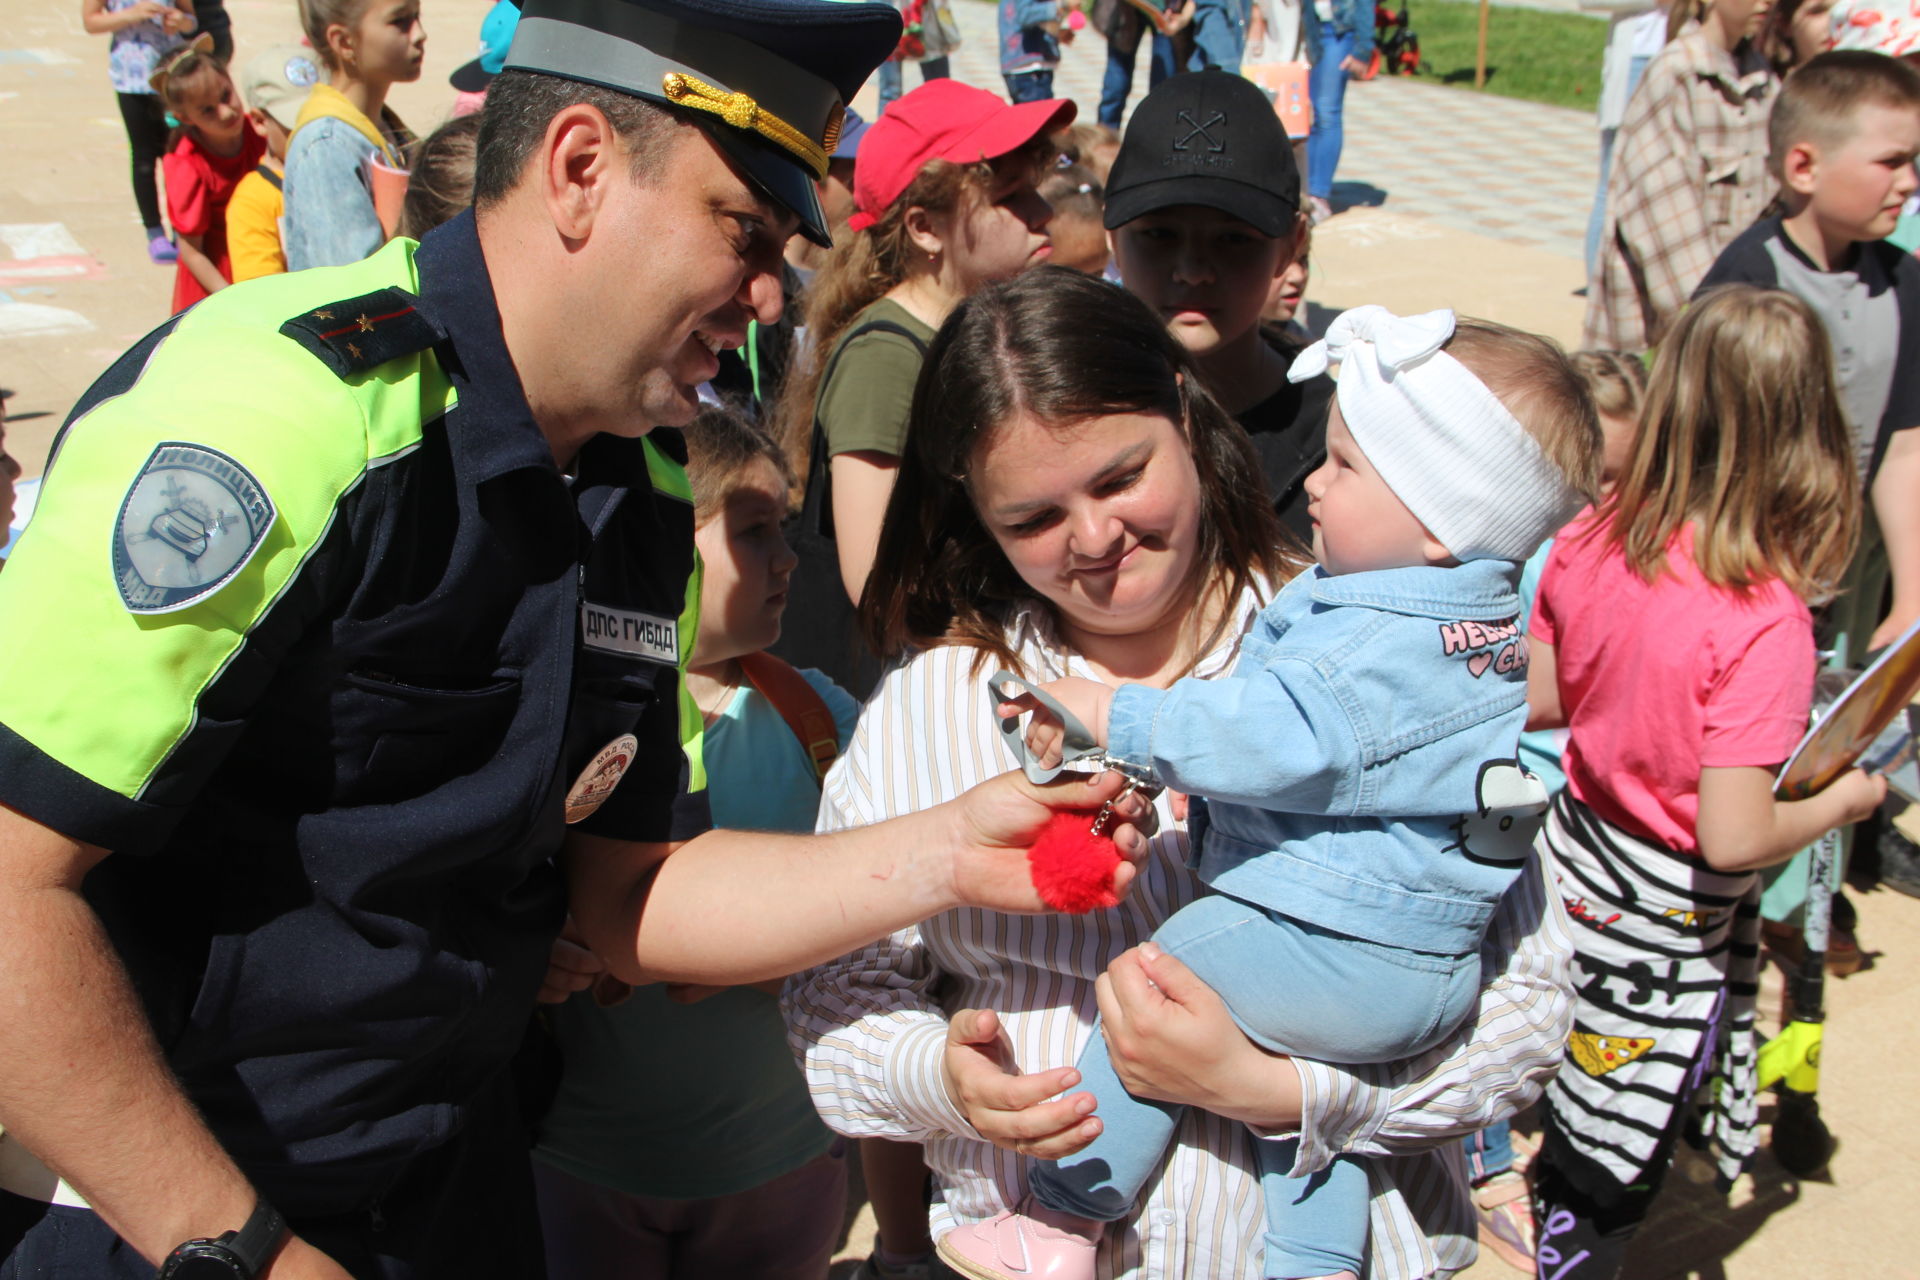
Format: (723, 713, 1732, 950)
(1, 3, 1915, 1277)
(930, 0, 1598, 259)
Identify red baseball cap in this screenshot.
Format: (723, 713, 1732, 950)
(848, 80, 1076, 230)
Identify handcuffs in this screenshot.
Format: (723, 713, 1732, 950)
(988, 670, 1162, 835)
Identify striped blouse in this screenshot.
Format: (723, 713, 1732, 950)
(783, 589, 1574, 1279)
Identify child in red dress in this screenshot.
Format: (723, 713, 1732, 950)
(152, 35, 264, 313)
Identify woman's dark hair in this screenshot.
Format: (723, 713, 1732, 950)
(860, 266, 1302, 674)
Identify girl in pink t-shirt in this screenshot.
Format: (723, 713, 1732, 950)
(1523, 285, 1884, 1279)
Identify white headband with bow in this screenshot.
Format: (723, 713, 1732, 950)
(1289, 305, 1585, 563)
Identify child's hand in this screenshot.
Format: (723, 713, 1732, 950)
(1827, 767, 1888, 828)
(162, 6, 195, 33)
(994, 676, 1114, 770)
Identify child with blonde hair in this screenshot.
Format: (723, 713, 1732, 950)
(283, 0, 424, 269)
(150, 36, 264, 312)
(1527, 285, 1884, 1278)
(534, 410, 856, 1280)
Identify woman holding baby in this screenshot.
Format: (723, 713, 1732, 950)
(782, 268, 1573, 1280)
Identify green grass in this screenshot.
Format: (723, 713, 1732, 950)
(1389, 0, 1607, 111)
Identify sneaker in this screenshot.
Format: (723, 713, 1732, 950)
(1472, 1171, 1536, 1274)
(936, 1204, 1098, 1280)
(1307, 195, 1334, 225)
(851, 1254, 933, 1280)
(147, 229, 178, 265)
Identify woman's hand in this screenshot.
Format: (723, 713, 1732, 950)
(946, 768, 1156, 914)
(1096, 943, 1303, 1129)
(1339, 53, 1369, 76)
(1157, 0, 1195, 35)
(942, 1008, 1103, 1158)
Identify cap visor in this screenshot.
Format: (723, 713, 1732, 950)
(1103, 176, 1295, 238)
(703, 122, 832, 248)
(952, 97, 1077, 168)
(449, 57, 494, 92)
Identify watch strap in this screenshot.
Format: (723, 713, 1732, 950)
(228, 1200, 289, 1278)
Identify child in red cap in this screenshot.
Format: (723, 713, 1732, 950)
(772, 79, 1074, 696)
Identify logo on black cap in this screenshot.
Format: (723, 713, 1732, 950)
(1174, 110, 1225, 154)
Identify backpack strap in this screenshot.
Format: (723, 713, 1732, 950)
(255, 164, 283, 191)
(738, 651, 841, 783)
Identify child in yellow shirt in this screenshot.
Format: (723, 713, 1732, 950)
(226, 44, 319, 282)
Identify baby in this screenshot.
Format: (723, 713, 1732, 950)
(940, 306, 1603, 1280)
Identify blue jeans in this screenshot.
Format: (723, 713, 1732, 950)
(1004, 68, 1056, 103)
(1029, 893, 1479, 1279)
(1584, 54, 1652, 277)
(1098, 30, 1183, 127)
(1461, 1119, 1515, 1182)
(877, 55, 951, 112)
(1306, 31, 1357, 201)
(1188, 0, 1248, 71)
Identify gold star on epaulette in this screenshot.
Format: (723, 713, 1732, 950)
(347, 341, 363, 359)
(312, 309, 334, 320)
(356, 314, 375, 332)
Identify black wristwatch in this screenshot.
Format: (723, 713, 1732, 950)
(158, 1200, 290, 1280)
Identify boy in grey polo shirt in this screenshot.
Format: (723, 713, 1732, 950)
(1698, 49, 1920, 894)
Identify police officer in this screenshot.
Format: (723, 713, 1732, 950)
(0, 1, 1152, 1276)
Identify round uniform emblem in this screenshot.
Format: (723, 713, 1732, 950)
(566, 734, 639, 824)
(112, 442, 277, 614)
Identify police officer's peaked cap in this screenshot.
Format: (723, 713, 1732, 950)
(502, 0, 902, 245)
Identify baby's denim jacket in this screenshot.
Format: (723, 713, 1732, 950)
(1106, 559, 1546, 957)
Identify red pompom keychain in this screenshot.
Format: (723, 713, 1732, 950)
(1028, 809, 1123, 913)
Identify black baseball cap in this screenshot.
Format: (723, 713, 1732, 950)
(502, 0, 902, 245)
(1104, 68, 1301, 238)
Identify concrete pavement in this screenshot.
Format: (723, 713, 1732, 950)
(1, 1, 1913, 1276)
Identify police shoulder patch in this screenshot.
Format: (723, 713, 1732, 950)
(114, 442, 277, 614)
(278, 286, 443, 378)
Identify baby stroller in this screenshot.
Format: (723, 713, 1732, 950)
(1365, 2, 1422, 77)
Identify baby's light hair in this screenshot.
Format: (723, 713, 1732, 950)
(1442, 320, 1606, 507)
(1769, 50, 1920, 179)
(683, 407, 794, 528)
(1603, 285, 1859, 602)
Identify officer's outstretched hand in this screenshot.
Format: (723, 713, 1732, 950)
(947, 769, 1157, 914)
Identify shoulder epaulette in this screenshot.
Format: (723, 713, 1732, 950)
(279, 287, 443, 379)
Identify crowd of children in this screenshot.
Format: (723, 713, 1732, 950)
(63, 1, 1920, 1277)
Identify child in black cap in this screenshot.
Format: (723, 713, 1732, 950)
(1103, 69, 1333, 549)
